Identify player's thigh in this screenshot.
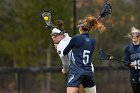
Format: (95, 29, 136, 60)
(82, 75, 96, 88)
(85, 86, 97, 93)
(79, 84, 86, 93)
(67, 73, 81, 87)
(67, 87, 79, 93)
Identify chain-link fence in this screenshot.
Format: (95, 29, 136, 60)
(0, 66, 132, 93)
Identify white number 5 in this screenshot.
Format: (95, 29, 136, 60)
(83, 50, 90, 65)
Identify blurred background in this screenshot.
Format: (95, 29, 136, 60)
(0, 0, 140, 93)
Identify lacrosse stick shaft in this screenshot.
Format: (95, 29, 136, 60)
(98, 49, 126, 63)
(113, 57, 127, 63)
(96, 16, 101, 21)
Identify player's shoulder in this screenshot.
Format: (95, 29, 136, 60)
(72, 34, 80, 38)
(124, 43, 132, 51)
(126, 43, 132, 48)
(57, 40, 69, 49)
(70, 35, 81, 42)
(57, 36, 71, 50)
(59, 34, 71, 44)
(91, 38, 96, 42)
(72, 34, 88, 40)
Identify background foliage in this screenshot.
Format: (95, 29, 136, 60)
(0, 0, 140, 67)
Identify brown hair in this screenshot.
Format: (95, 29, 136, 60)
(54, 20, 65, 34)
(78, 15, 106, 33)
(55, 20, 65, 32)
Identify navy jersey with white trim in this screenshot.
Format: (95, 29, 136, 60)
(124, 43, 140, 77)
(63, 34, 96, 75)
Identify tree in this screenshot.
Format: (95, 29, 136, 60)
(0, 0, 72, 66)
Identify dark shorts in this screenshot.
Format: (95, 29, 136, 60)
(130, 76, 140, 85)
(67, 73, 95, 88)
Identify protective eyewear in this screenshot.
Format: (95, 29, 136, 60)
(130, 32, 140, 37)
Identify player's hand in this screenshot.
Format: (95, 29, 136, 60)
(130, 61, 137, 67)
(54, 44, 58, 49)
(61, 68, 67, 75)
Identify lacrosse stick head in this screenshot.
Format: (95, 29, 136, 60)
(41, 11, 53, 30)
(98, 49, 114, 61)
(97, 1, 112, 20)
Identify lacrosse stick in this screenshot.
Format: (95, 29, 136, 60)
(41, 11, 53, 31)
(96, 0, 112, 20)
(99, 49, 126, 63)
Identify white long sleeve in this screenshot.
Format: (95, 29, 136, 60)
(60, 56, 70, 73)
(56, 33, 71, 73)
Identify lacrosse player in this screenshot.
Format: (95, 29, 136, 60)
(124, 27, 140, 93)
(63, 16, 106, 93)
(51, 20, 89, 93)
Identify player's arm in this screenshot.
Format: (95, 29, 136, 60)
(124, 46, 131, 67)
(57, 48, 70, 74)
(60, 56, 70, 74)
(124, 48, 137, 69)
(63, 37, 76, 55)
(56, 39, 71, 74)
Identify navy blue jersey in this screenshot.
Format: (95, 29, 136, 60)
(63, 34, 96, 75)
(124, 43, 140, 77)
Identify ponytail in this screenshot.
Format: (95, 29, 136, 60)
(78, 15, 106, 33)
(55, 20, 65, 34)
(86, 16, 106, 32)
